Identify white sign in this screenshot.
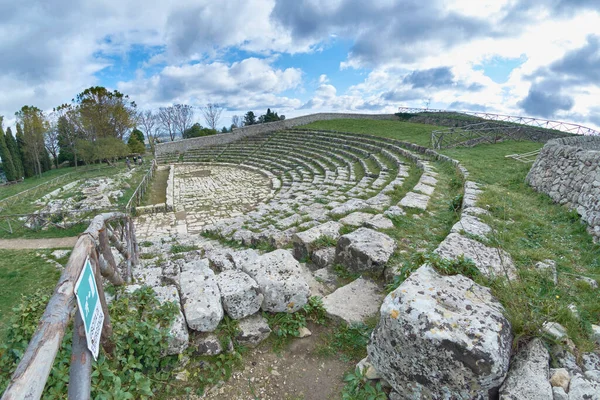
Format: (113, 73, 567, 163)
(74, 256, 104, 360)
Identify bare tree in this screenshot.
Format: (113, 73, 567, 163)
(172, 104, 194, 138)
(138, 110, 159, 149)
(158, 106, 177, 141)
(231, 115, 241, 129)
(45, 123, 60, 168)
(201, 103, 223, 130)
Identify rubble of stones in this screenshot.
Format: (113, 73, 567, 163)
(24, 169, 135, 229)
(129, 129, 599, 399)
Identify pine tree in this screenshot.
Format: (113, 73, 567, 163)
(5, 127, 24, 179)
(0, 128, 17, 182)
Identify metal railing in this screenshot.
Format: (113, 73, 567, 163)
(1, 212, 139, 400)
(431, 122, 525, 149)
(397, 107, 600, 136)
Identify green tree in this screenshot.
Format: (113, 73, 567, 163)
(74, 86, 137, 140)
(258, 108, 282, 123)
(15, 106, 49, 178)
(244, 111, 256, 126)
(182, 123, 217, 138)
(54, 107, 82, 168)
(5, 127, 24, 179)
(0, 122, 17, 182)
(221, 126, 228, 133)
(128, 134, 146, 154)
(15, 123, 34, 177)
(131, 128, 145, 145)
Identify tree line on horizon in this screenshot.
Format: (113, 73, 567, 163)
(0, 85, 287, 184)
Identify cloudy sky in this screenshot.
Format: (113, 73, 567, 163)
(1, 0, 599, 129)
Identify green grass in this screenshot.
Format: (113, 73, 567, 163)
(384, 161, 462, 264)
(316, 320, 377, 363)
(0, 164, 151, 239)
(302, 119, 437, 147)
(0, 165, 109, 201)
(301, 119, 599, 350)
(0, 250, 61, 336)
(440, 141, 600, 349)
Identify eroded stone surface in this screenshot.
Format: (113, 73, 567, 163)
(236, 314, 271, 348)
(152, 286, 189, 355)
(335, 228, 396, 273)
(215, 270, 263, 319)
(435, 233, 518, 280)
(241, 249, 310, 312)
(368, 265, 512, 399)
(399, 192, 429, 210)
(292, 221, 342, 261)
(499, 338, 552, 400)
(450, 215, 492, 237)
(321, 278, 384, 324)
(180, 261, 223, 332)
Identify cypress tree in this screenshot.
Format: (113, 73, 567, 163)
(16, 123, 34, 178)
(42, 148, 52, 172)
(5, 127, 24, 180)
(0, 128, 17, 182)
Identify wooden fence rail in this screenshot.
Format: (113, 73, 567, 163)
(126, 159, 157, 214)
(1, 212, 139, 400)
(0, 166, 114, 211)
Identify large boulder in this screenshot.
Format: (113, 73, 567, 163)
(292, 221, 342, 261)
(241, 249, 310, 312)
(335, 228, 396, 273)
(179, 260, 223, 332)
(499, 338, 553, 400)
(368, 265, 512, 399)
(215, 270, 263, 320)
(435, 233, 518, 280)
(152, 286, 189, 355)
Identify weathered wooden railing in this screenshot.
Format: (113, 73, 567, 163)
(1, 212, 139, 400)
(126, 159, 157, 214)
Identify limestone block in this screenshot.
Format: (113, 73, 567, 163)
(215, 270, 263, 320)
(321, 278, 384, 324)
(179, 262, 223, 332)
(335, 228, 397, 273)
(435, 233, 518, 280)
(236, 314, 271, 348)
(152, 286, 189, 355)
(499, 338, 552, 400)
(292, 221, 342, 261)
(368, 265, 512, 399)
(241, 249, 310, 312)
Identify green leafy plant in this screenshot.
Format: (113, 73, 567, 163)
(317, 322, 373, 362)
(448, 193, 463, 213)
(342, 367, 387, 400)
(0, 287, 179, 398)
(302, 296, 328, 325)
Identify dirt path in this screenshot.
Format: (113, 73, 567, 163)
(0, 237, 78, 250)
(181, 323, 353, 400)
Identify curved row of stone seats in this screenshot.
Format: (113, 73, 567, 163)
(200, 133, 434, 244)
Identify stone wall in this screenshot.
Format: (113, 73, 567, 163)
(155, 113, 398, 156)
(526, 136, 600, 241)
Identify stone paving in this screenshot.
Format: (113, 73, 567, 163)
(136, 164, 272, 239)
